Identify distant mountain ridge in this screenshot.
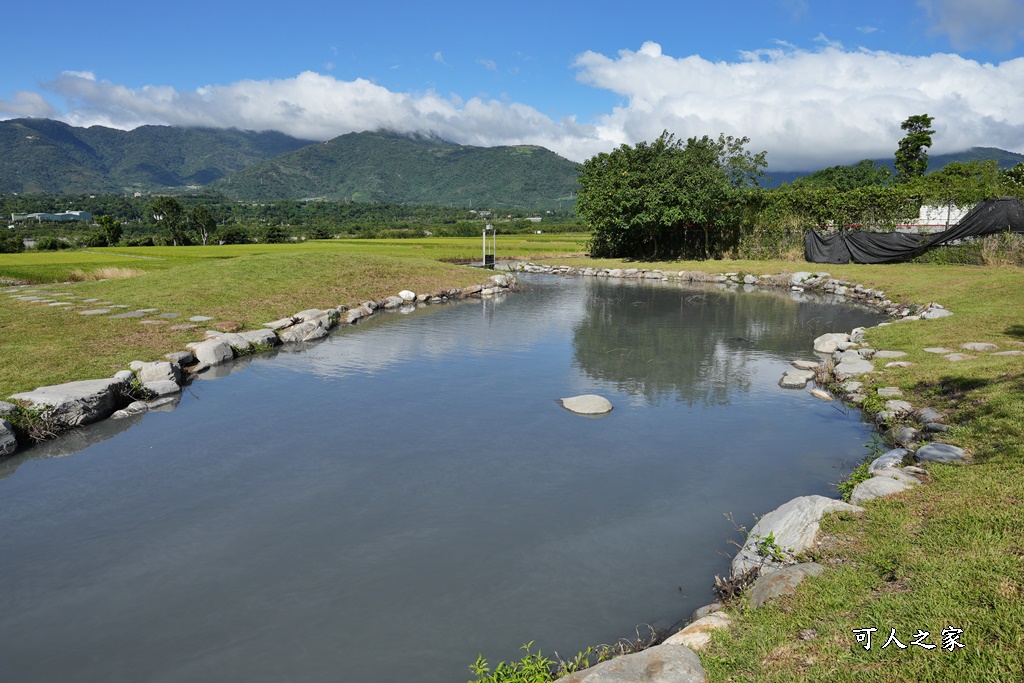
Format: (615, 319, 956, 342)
(209, 131, 581, 210)
(0, 118, 315, 194)
(2, 118, 1022, 206)
(766, 147, 1024, 186)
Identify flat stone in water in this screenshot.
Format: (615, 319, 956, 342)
(559, 394, 613, 415)
(78, 309, 112, 315)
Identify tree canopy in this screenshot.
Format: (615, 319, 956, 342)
(895, 114, 935, 183)
(576, 131, 766, 260)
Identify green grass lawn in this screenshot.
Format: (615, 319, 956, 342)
(0, 236, 588, 395)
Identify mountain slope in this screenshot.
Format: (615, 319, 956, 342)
(767, 147, 1024, 186)
(0, 119, 316, 194)
(210, 131, 581, 210)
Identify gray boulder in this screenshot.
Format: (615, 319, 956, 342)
(921, 307, 953, 319)
(142, 380, 181, 397)
(850, 476, 913, 504)
(917, 407, 943, 423)
(346, 308, 366, 324)
(217, 333, 253, 353)
(746, 563, 825, 609)
(560, 395, 613, 415)
(189, 339, 234, 366)
(383, 295, 405, 309)
(732, 495, 863, 577)
(813, 333, 850, 354)
(398, 289, 416, 302)
(0, 419, 17, 457)
(868, 448, 909, 473)
(779, 369, 815, 389)
(135, 361, 182, 385)
(834, 358, 874, 378)
(790, 360, 820, 371)
(239, 328, 280, 348)
(9, 377, 130, 428)
(279, 316, 332, 343)
(165, 351, 195, 365)
(554, 644, 705, 683)
(915, 443, 966, 463)
(663, 612, 732, 651)
(0, 401, 16, 417)
(873, 468, 922, 486)
(113, 370, 135, 383)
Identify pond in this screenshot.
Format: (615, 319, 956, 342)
(0, 275, 883, 683)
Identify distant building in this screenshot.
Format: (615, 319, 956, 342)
(11, 211, 93, 223)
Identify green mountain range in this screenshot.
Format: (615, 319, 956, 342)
(2, 118, 1022, 208)
(0, 118, 314, 194)
(208, 131, 581, 210)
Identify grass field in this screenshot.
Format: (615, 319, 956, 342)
(4, 240, 1023, 682)
(0, 236, 588, 395)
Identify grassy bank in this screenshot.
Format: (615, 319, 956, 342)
(0, 236, 587, 396)
(546, 258, 1024, 682)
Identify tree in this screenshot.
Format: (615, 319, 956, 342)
(218, 225, 250, 245)
(792, 159, 891, 191)
(894, 114, 935, 183)
(262, 224, 290, 243)
(150, 196, 186, 246)
(97, 214, 122, 245)
(189, 205, 217, 246)
(576, 131, 766, 260)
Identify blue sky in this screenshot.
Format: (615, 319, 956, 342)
(3, 0, 1023, 170)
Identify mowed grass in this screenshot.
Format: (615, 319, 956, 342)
(558, 257, 1024, 682)
(0, 235, 586, 395)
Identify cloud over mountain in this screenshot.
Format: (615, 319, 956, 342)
(3, 42, 1023, 171)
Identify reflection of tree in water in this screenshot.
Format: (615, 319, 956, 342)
(571, 280, 880, 407)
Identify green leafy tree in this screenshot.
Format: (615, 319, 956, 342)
(792, 159, 891, 191)
(189, 205, 217, 246)
(262, 224, 290, 243)
(576, 131, 766, 260)
(150, 196, 186, 246)
(894, 114, 935, 183)
(97, 214, 122, 245)
(218, 225, 250, 244)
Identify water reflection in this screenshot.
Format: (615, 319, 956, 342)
(572, 279, 879, 407)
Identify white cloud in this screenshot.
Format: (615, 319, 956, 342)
(62, 70, 96, 81)
(572, 41, 1024, 169)
(433, 51, 448, 65)
(857, 26, 879, 34)
(477, 59, 497, 71)
(3, 42, 1024, 171)
(919, 0, 1024, 51)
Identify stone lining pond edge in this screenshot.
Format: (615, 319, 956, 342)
(0, 274, 517, 458)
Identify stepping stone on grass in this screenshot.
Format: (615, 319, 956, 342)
(924, 347, 953, 354)
(190, 315, 214, 322)
(109, 311, 146, 319)
(157, 312, 181, 318)
(79, 309, 112, 315)
(169, 324, 199, 331)
(873, 350, 907, 358)
(962, 342, 998, 351)
(944, 353, 974, 362)
(885, 361, 915, 368)
(877, 387, 903, 397)
(992, 350, 1023, 356)
(140, 320, 169, 325)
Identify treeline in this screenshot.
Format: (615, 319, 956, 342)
(0, 193, 583, 252)
(576, 116, 1024, 261)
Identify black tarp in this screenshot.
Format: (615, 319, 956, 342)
(804, 196, 1024, 264)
